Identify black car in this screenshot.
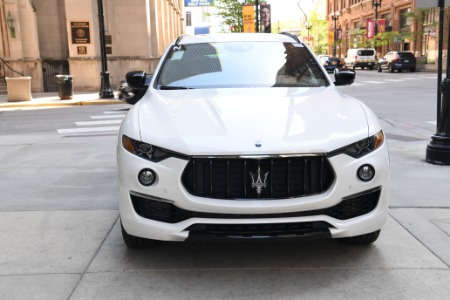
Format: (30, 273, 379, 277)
(377, 51, 416, 73)
(319, 56, 344, 72)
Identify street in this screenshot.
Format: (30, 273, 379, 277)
(0, 70, 449, 299)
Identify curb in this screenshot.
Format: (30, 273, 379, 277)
(0, 98, 124, 108)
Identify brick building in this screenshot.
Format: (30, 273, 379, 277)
(327, 0, 448, 67)
(0, 0, 184, 93)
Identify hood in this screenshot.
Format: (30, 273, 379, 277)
(136, 87, 369, 155)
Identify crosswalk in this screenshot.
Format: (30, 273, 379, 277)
(339, 74, 438, 88)
(57, 110, 127, 135)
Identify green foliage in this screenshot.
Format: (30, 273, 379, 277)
(212, 0, 267, 32)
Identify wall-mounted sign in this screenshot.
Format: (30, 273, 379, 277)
(77, 46, 87, 55)
(71, 22, 90, 44)
(185, 0, 213, 7)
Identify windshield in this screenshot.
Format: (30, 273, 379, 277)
(357, 50, 374, 56)
(156, 41, 328, 89)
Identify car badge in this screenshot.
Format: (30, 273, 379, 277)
(249, 166, 269, 195)
(255, 140, 262, 148)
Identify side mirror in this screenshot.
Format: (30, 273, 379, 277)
(126, 71, 147, 88)
(333, 68, 355, 86)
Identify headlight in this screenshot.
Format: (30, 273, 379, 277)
(330, 130, 384, 158)
(122, 135, 188, 162)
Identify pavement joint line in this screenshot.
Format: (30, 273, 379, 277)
(389, 212, 450, 269)
(66, 215, 120, 300)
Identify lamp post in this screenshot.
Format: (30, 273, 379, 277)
(97, 0, 114, 99)
(426, 0, 450, 165)
(331, 12, 339, 57)
(7, 11, 15, 38)
(255, 0, 260, 33)
(305, 21, 312, 44)
(372, 0, 382, 37)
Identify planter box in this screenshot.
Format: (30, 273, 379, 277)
(5, 77, 32, 102)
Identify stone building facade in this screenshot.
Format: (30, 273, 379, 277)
(327, 0, 447, 66)
(0, 0, 184, 92)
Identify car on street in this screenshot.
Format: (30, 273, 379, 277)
(117, 33, 390, 248)
(344, 48, 377, 70)
(377, 51, 416, 73)
(318, 55, 344, 73)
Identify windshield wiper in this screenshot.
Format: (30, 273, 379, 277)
(159, 85, 193, 90)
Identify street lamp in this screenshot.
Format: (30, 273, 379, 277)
(7, 11, 15, 38)
(331, 11, 339, 57)
(97, 0, 114, 99)
(372, 0, 382, 37)
(305, 21, 312, 44)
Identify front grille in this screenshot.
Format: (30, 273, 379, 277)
(181, 156, 335, 199)
(130, 187, 381, 224)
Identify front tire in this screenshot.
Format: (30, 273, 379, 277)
(339, 230, 381, 245)
(388, 64, 394, 73)
(121, 221, 159, 249)
(377, 65, 382, 72)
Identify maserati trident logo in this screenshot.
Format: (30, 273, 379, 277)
(249, 166, 269, 195)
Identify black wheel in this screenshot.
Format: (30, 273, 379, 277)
(377, 65, 382, 72)
(340, 230, 381, 245)
(352, 63, 356, 70)
(121, 221, 159, 249)
(410, 67, 416, 72)
(370, 66, 374, 70)
(388, 64, 394, 73)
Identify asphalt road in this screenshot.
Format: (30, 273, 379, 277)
(0, 71, 449, 299)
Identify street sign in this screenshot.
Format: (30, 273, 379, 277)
(416, 0, 450, 8)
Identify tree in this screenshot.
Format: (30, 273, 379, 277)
(212, 0, 266, 32)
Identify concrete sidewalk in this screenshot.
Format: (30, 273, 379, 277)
(0, 91, 123, 108)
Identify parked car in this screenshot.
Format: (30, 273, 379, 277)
(319, 55, 344, 72)
(344, 48, 377, 70)
(118, 71, 151, 105)
(117, 33, 389, 248)
(377, 51, 416, 73)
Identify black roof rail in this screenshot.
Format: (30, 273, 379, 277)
(174, 34, 190, 46)
(279, 32, 302, 44)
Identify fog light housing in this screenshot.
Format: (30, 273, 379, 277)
(357, 164, 375, 182)
(138, 169, 156, 186)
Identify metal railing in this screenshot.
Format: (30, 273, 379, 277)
(0, 57, 25, 77)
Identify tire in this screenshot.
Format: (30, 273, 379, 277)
(351, 63, 355, 70)
(340, 230, 381, 245)
(370, 66, 374, 70)
(377, 65, 382, 72)
(410, 67, 416, 72)
(388, 64, 394, 73)
(121, 221, 160, 249)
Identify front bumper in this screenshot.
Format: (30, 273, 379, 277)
(118, 144, 390, 242)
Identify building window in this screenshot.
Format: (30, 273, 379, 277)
(400, 8, 412, 29)
(186, 11, 192, 27)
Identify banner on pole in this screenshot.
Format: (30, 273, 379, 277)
(366, 19, 375, 39)
(243, 5, 255, 33)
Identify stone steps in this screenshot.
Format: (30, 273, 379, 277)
(0, 76, 7, 95)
